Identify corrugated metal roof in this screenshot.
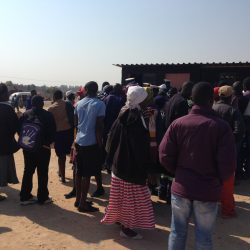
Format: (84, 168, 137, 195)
(113, 62, 250, 67)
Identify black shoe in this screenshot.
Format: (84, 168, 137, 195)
(91, 187, 105, 197)
(64, 190, 76, 199)
(78, 204, 99, 213)
(74, 200, 93, 208)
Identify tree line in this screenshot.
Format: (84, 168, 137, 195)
(4, 81, 81, 100)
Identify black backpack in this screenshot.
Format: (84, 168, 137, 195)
(18, 116, 43, 152)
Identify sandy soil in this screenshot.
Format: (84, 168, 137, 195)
(0, 150, 250, 250)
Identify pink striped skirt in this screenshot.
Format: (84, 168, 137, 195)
(101, 175, 155, 229)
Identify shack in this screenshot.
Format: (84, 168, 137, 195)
(114, 62, 250, 89)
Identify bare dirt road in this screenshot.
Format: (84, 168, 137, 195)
(0, 150, 250, 250)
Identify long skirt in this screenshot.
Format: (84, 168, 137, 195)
(0, 154, 19, 187)
(101, 175, 155, 229)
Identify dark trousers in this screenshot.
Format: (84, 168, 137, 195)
(20, 148, 51, 202)
(246, 134, 250, 176)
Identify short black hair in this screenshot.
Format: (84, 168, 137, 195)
(85, 81, 98, 96)
(243, 77, 250, 91)
(53, 90, 63, 100)
(103, 85, 113, 94)
(192, 82, 213, 106)
(67, 93, 75, 102)
(181, 81, 194, 99)
(0, 83, 8, 101)
(232, 81, 243, 95)
(32, 95, 44, 109)
(31, 89, 37, 96)
(113, 83, 123, 95)
(102, 81, 110, 90)
(168, 87, 178, 98)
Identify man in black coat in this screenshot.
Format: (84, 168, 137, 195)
(19, 95, 56, 205)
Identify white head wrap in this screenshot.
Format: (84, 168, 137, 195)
(126, 86, 148, 109)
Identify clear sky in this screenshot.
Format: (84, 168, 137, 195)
(0, 0, 250, 86)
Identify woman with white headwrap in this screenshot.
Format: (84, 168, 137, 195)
(101, 86, 155, 239)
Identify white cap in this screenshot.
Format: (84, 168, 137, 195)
(66, 90, 75, 97)
(159, 84, 167, 89)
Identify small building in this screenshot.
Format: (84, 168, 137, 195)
(114, 62, 250, 89)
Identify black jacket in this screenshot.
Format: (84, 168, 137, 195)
(213, 100, 245, 142)
(106, 107, 151, 185)
(19, 108, 56, 148)
(0, 102, 19, 155)
(164, 93, 189, 129)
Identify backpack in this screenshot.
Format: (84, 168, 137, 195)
(18, 116, 43, 152)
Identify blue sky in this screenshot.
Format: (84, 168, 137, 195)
(0, 0, 250, 86)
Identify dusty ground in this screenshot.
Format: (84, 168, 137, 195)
(0, 150, 250, 250)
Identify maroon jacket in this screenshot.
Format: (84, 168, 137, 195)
(159, 105, 236, 202)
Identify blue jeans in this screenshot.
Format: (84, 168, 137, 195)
(168, 194, 218, 250)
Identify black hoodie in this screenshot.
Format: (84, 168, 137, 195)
(106, 107, 151, 185)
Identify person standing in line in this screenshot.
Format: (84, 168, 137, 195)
(19, 96, 56, 205)
(242, 77, 250, 178)
(74, 81, 106, 212)
(160, 81, 194, 203)
(0, 83, 19, 201)
(213, 85, 244, 218)
(232, 81, 249, 179)
(25, 89, 37, 110)
(64, 90, 77, 199)
(102, 83, 125, 172)
(48, 90, 74, 183)
(101, 86, 155, 239)
(159, 82, 236, 250)
(164, 81, 194, 128)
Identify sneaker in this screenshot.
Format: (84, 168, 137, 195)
(0, 194, 6, 201)
(91, 187, 105, 197)
(20, 197, 37, 206)
(120, 230, 143, 240)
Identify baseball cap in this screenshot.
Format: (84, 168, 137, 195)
(219, 85, 233, 97)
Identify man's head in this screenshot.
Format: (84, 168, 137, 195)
(0, 83, 9, 102)
(192, 82, 214, 107)
(102, 81, 110, 90)
(53, 90, 63, 101)
(218, 85, 233, 103)
(181, 81, 194, 99)
(85, 81, 98, 97)
(232, 81, 243, 96)
(103, 85, 113, 95)
(31, 89, 37, 97)
(243, 77, 250, 91)
(32, 95, 44, 109)
(113, 83, 123, 96)
(66, 90, 75, 102)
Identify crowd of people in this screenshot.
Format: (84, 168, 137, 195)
(1, 76, 250, 249)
